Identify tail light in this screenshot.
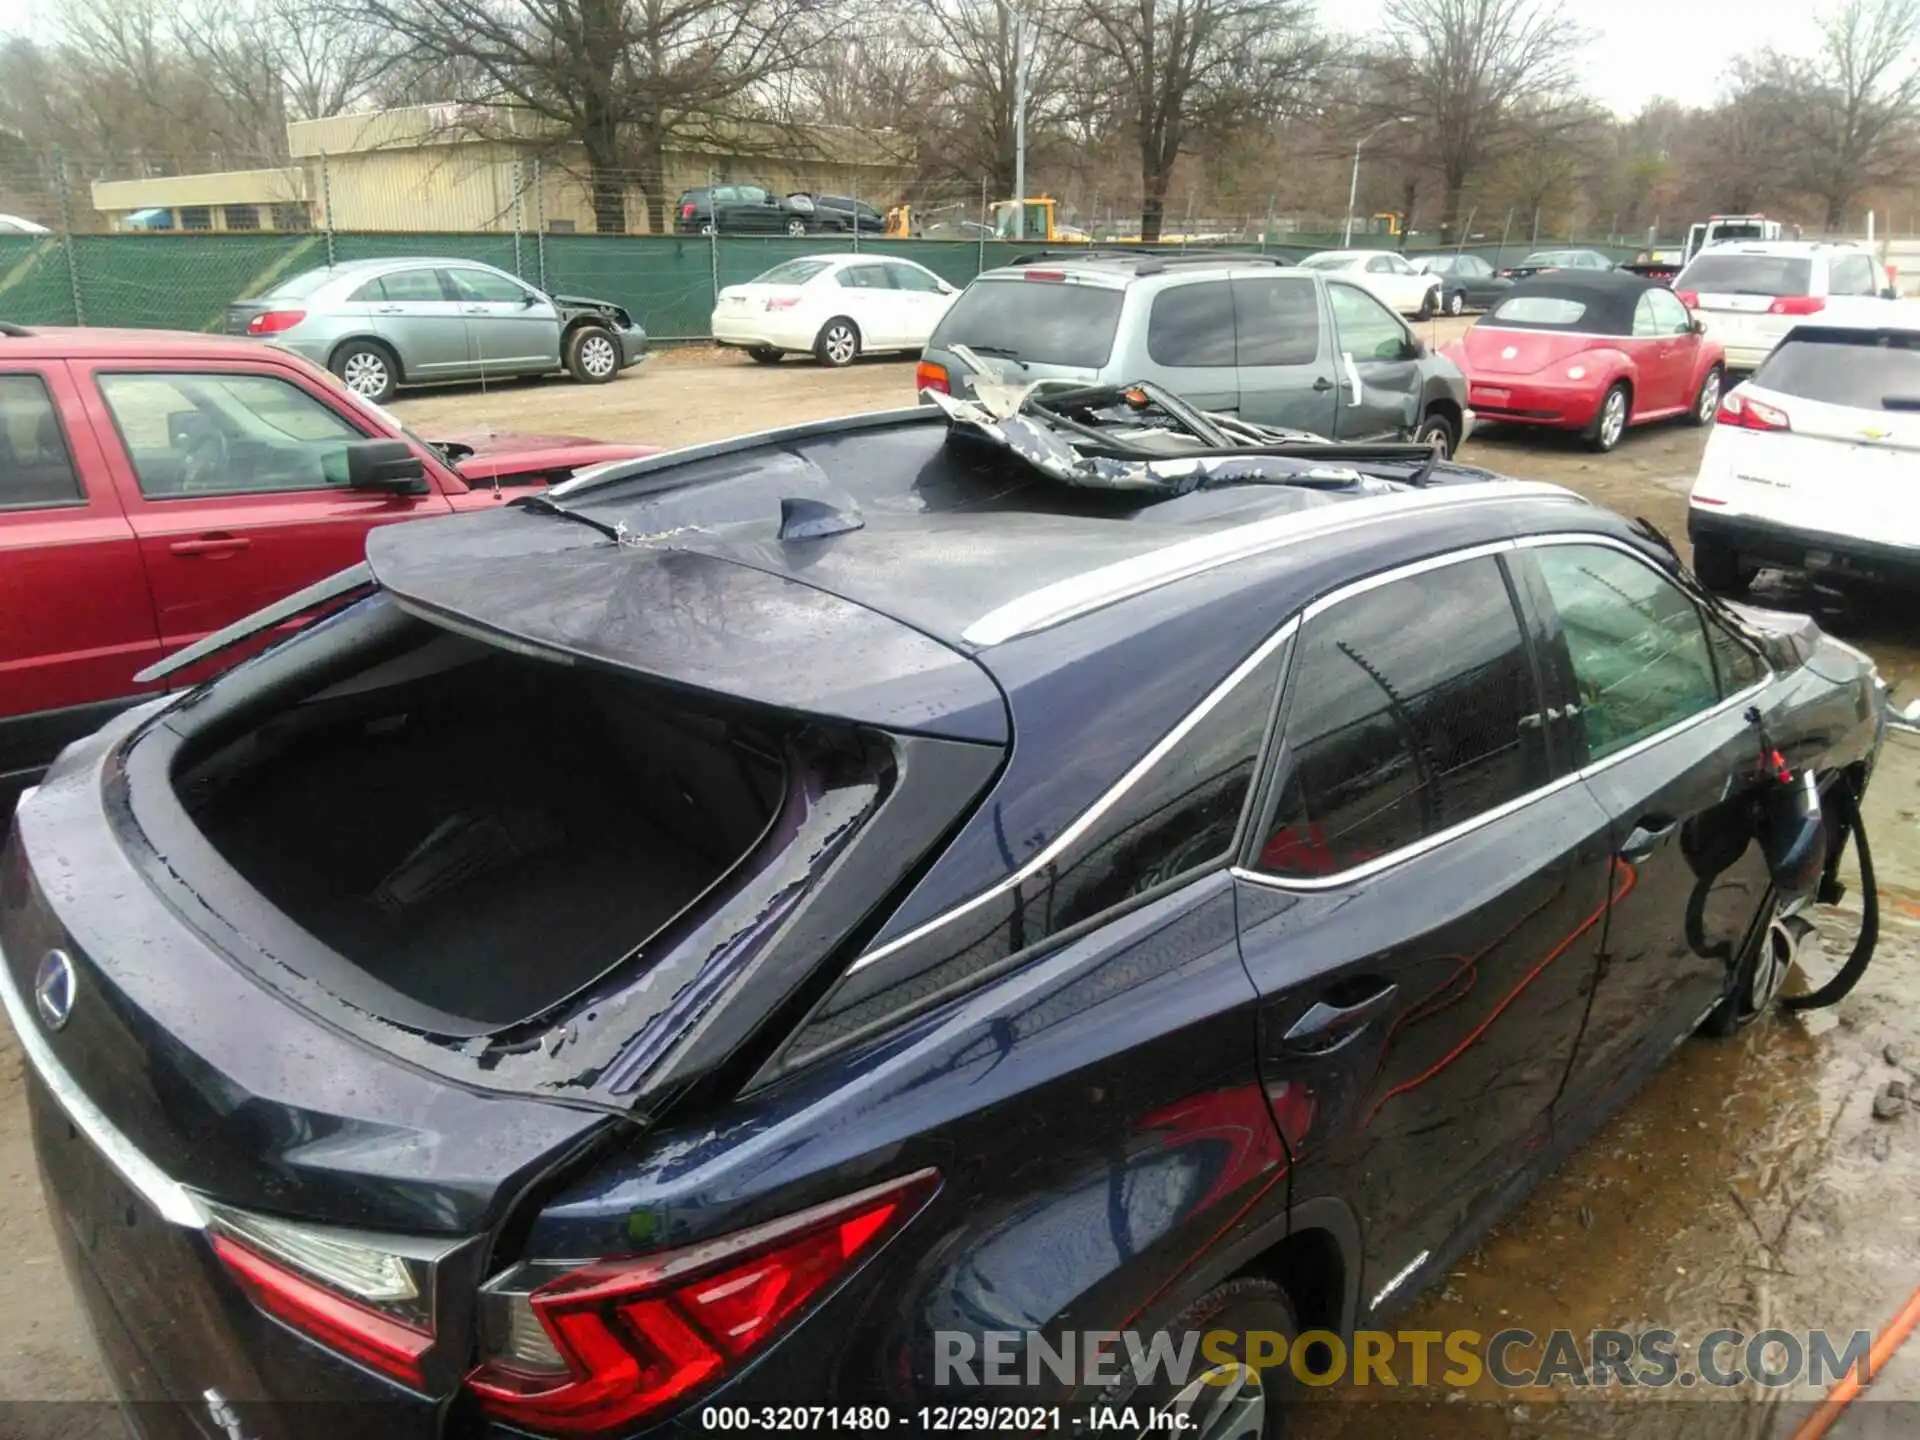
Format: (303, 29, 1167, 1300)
(1769, 295, 1825, 316)
(1716, 390, 1791, 432)
(763, 296, 800, 311)
(681, 203, 695, 219)
(466, 1170, 937, 1434)
(246, 309, 305, 335)
(209, 1208, 451, 1387)
(1023, 270, 1066, 281)
(1674, 290, 1699, 308)
(916, 360, 950, 395)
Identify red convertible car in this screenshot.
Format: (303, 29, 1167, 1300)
(1441, 271, 1726, 452)
(1, 324, 656, 808)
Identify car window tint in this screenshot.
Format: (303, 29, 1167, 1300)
(930, 278, 1124, 368)
(1327, 282, 1407, 361)
(347, 277, 386, 303)
(886, 263, 944, 294)
(1464, 256, 1491, 276)
(754, 258, 831, 285)
(1534, 544, 1719, 761)
(99, 372, 370, 499)
(1147, 281, 1237, 367)
(1366, 255, 1393, 273)
(1680, 254, 1813, 296)
(738, 186, 769, 203)
(837, 265, 893, 290)
(1829, 254, 1876, 296)
(379, 269, 447, 302)
(1647, 288, 1692, 333)
(1259, 557, 1547, 879)
(0, 375, 84, 510)
(1490, 296, 1588, 327)
(447, 268, 529, 304)
(1234, 277, 1319, 366)
(1751, 330, 1920, 409)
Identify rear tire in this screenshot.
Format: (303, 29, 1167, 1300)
(746, 345, 784, 365)
(1701, 892, 1807, 1036)
(1446, 288, 1466, 316)
(330, 340, 399, 404)
(785, 217, 810, 238)
(1415, 287, 1436, 321)
(1692, 539, 1755, 595)
(1586, 382, 1630, 452)
(565, 325, 620, 384)
(1686, 365, 1724, 426)
(815, 317, 860, 367)
(1127, 1278, 1296, 1440)
(1415, 410, 1457, 460)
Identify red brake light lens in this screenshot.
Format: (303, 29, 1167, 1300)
(763, 296, 800, 311)
(466, 1170, 937, 1434)
(1715, 390, 1791, 432)
(212, 1233, 432, 1386)
(247, 309, 306, 335)
(1023, 270, 1066, 281)
(1769, 295, 1825, 316)
(1674, 290, 1699, 308)
(681, 203, 695, 219)
(915, 360, 950, 395)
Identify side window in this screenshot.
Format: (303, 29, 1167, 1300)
(1233, 277, 1319, 366)
(1327, 282, 1410, 362)
(837, 265, 893, 290)
(1831, 254, 1875, 296)
(1532, 543, 1720, 762)
(447, 268, 531, 304)
(1465, 256, 1491, 277)
(348, 277, 386, 303)
(98, 372, 371, 500)
(1258, 556, 1548, 879)
(1632, 294, 1662, 337)
(885, 263, 943, 294)
(0, 375, 84, 510)
(1648, 288, 1693, 334)
(379, 269, 448, 303)
(1366, 255, 1394, 274)
(1705, 613, 1766, 695)
(1383, 254, 1412, 274)
(1147, 281, 1237, 367)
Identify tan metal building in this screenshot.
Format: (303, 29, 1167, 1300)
(90, 105, 915, 235)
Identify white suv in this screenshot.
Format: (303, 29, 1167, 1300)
(1674, 241, 1896, 371)
(1688, 318, 1920, 593)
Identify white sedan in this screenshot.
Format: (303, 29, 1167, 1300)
(1297, 250, 1443, 319)
(711, 254, 961, 367)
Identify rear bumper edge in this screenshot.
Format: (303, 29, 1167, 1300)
(1688, 508, 1920, 584)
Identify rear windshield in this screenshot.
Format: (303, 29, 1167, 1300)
(1752, 332, 1920, 409)
(931, 278, 1124, 368)
(1488, 296, 1588, 327)
(265, 269, 338, 301)
(753, 258, 832, 285)
(1299, 255, 1354, 271)
(1680, 254, 1812, 296)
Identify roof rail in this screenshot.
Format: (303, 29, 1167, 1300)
(1001, 246, 1291, 277)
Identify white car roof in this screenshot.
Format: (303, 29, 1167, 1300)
(1694, 240, 1865, 259)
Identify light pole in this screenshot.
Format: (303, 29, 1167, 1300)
(1342, 116, 1412, 248)
(999, 1, 1030, 239)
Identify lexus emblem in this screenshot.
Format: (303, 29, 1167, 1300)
(34, 949, 75, 1031)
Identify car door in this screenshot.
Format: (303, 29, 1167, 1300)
(358, 267, 470, 377)
(1363, 253, 1408, 312)
(77, 360, 453, 649)
(0, 363, 161, 784)
(1628, 292, 1684, 413)
(1514, 537, 1776, 1120)
(1143, 279, 1239, 413)
(1238, 547, 1616, 1319)
(1462, 256, 1507, 307)
(1232, 274, 1337, 434)
(1646, 286, 1702, 410)
(445, 266, 561, 374)
(882, 261, 951, 348)
(1326, 281, 1421, 440)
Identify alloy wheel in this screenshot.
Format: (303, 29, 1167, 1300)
(1159, 1362, 1267, 1440)
(1698, 369, 1722, 422)
(1751, 913, 1808, 1014)
(1601, 389, 1627, 448)
(580, 334, 617, 378)
(824, 324, 857, 365)
(1447, 290, 1464, 316)
(342, 353, 388, 396)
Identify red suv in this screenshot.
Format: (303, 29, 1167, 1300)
(1, 324, 656, 807)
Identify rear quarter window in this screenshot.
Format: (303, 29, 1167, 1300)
(930, 278, 1124, 368)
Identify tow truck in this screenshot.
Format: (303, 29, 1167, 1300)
(1621, 215, 1795, 283)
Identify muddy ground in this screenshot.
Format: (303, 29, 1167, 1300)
(4, 323, 1919, 1435)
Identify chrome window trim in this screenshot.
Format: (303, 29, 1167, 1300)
(846, 617, 1301, 976)
(961, 482, 1580, 647)
(1239, 531, 1775, 893)
(0, 932, 208, 1229)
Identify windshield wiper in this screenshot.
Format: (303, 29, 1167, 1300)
(511, 492, 625, 542)
(955, 344, 1032, 369)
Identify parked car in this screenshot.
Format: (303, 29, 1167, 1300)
(1620, 247, 1687, 284)
(712, 253, 960, 367)
(1499, 248, 1616, 280)
(1410, 252, 1513, 314)
(1296, 249, 1444, 318)
(0, 323, 655, 810)
(226, 257, 647, 404)
(1689, 319, 1920, 593)
(1672, 241, 1898, 372)
(3, 390, 1886, 1440)
(919, 250, 1474, 455)
(1441, 271, 1725, 453)
(809, 194, 887, 233)
(0, 213, 51, 235)
(673, 185, 821, 236)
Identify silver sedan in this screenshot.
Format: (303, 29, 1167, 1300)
(226, 257, 648, 403)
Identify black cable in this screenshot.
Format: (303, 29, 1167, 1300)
(1782, 771, 1878, 1011)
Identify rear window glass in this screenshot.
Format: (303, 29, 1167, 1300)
(266, 269, 337, 301)
(1752, 332, 1920, 409)
(754, 259, 831, 285)
(1680, 254, 1813, 296)
(931, 278, 1123, 368)
(1299, 255, 1353, 271)
(1489, 296, 1588, 327)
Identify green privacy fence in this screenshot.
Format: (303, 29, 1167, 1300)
(0, 233, 1644, 341)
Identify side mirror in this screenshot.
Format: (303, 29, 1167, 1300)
(1692, 318, 1707, 335)
(521, 291, 540, 307)
(1884, 286, 1900, 300)
(346, 438, 429, 495)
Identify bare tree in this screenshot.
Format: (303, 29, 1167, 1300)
(1362, 0, 1588, 239)
(1071, 0, 1322, 241)
(347, 0, 847, 233)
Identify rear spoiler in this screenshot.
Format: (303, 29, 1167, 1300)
(133, 563, 374, 685)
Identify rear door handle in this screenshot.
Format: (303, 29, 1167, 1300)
(1312, 376, 1334, 392)
(1619, 816, 1679, 862)
(374, 304, 402, 314)
(169, 535, 251, 557)
(462, 305, 488, 314)
(1284, 982, 1399, 1051)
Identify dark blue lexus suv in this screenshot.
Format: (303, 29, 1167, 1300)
(0, 382, 1887, 1440)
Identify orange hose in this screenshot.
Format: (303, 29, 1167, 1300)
(1791, 1276, 1920, 1440)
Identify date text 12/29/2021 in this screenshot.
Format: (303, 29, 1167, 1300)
(697, 1405, 1183, 1433)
